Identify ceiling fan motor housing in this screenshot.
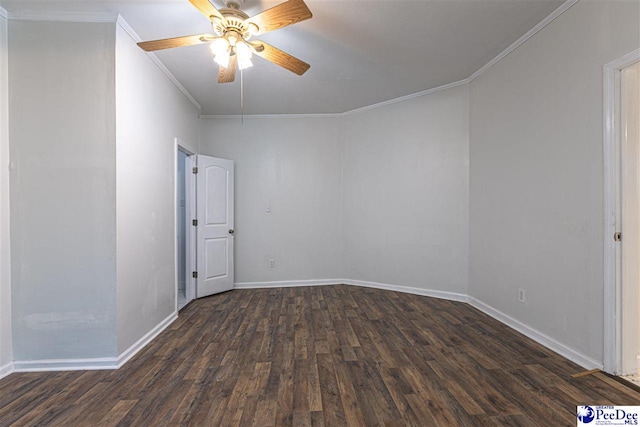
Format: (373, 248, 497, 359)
(214, 7, 258, 39)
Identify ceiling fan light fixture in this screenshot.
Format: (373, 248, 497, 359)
(210, 37, 229, 56)
(235, 42, 253, 70)
(238, 56, 253, 70)
(214, 53, 230, 68)
(210, 38, 231, 67)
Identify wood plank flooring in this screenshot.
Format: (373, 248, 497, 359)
(0, 285, 638, 426)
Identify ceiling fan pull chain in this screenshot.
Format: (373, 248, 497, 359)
(240, 68, 245, 125)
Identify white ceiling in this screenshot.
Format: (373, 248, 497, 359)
(0, 0, 565, 115)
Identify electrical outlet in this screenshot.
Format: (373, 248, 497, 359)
(268, 258, 276, 268)
(518, 288, 526, 304)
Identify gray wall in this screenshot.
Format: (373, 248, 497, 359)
(115, 24, 200, 354)
(199, 117, 344, 284)
(9, 21, 117, 360)
(469, 0, 640, 364)
(343, 85, 469, 293)
(0, 13, 12, 372)
(199, 84, 469, 294)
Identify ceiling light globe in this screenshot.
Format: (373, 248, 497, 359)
(235, 42, 253, 70)
(210, 38, 229, 58)
(238, 57, 253, 70)
(235, 42, 252, 59)
(214, 50, 230, 68)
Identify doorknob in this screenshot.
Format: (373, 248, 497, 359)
(229, 229, 235, 234)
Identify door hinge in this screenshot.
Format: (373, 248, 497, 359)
(192, 166, 198, 174)
(192, 271, 198, 278)
(192, 219, 198, 226)
(614, 232, 622, 242)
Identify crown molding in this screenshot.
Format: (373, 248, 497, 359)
(468, 0, 579, 82)
(342, 79, 470, 117)
(7, 10, 118, 22)
(3, 0, 579, 118)
(116, 15, 202, 114)
(0, 7, 7, 19)
(200, 78, 470, 119)
(199, 112, 343, 120)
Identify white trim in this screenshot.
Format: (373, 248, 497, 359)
(469, 297, 602, 370)
(234, 279, 343, 289)
(174, 142, 179, 314)
(342, 80, 470, 117)
(8, 11, 117, 22)
(0, 1, 11, 381)
(200, 79, 469, 120)
(14, 357, 118, 372)
(0, 362, 13, 379)
(116, 15, 202, 115)
(186, 154, 197, 302)
(199, 113, 344, 120)
(175, 139, 197, 311)
(468, 0, 578, 82)
(235, 278, 469, 303)
(342, 279, 469, 303)
(12, 312, 177, 372)
(603, 49, 640, 374)
(116, 311, 177, 368)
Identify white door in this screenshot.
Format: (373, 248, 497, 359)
(193, 154, 235, 298)
(619, 61, 640, 375)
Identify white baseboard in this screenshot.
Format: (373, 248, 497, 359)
(234, 279, 343, 289)
(234, 279, 600, 370)
(117, 311, 177, 368)
(5, 283, 602, 375)
(14, 357, 118, 372)
(468, 297, 602, 370)
(234, 279, 469, 303)
(11, 312, 178, 373)
(0, 361, 14, 379)
(342, 279, 470, 303)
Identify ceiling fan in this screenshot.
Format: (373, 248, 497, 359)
(137, 0, 312, 83)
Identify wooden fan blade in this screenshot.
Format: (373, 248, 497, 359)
(218, 55, 238, 83)
(246, 0, 312, 36)
(251, 41, 310, 75)
(189, 0, 226, 23)
(137, 34, 212, 51)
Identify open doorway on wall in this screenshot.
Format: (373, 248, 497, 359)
(604, 49, 640, 386)
(177, 143, 195, 311)
(175, 144, 236, 312)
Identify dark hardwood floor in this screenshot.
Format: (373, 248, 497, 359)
(0, 285, 638, 426)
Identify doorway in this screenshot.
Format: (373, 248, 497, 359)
(175, 147, 236, 312)
(177, 144, 195, 311)
(604, 49, 640, 380)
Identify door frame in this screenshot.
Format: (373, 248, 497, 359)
(603, 49, 640, 374)
(174, 138, 197, 311)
